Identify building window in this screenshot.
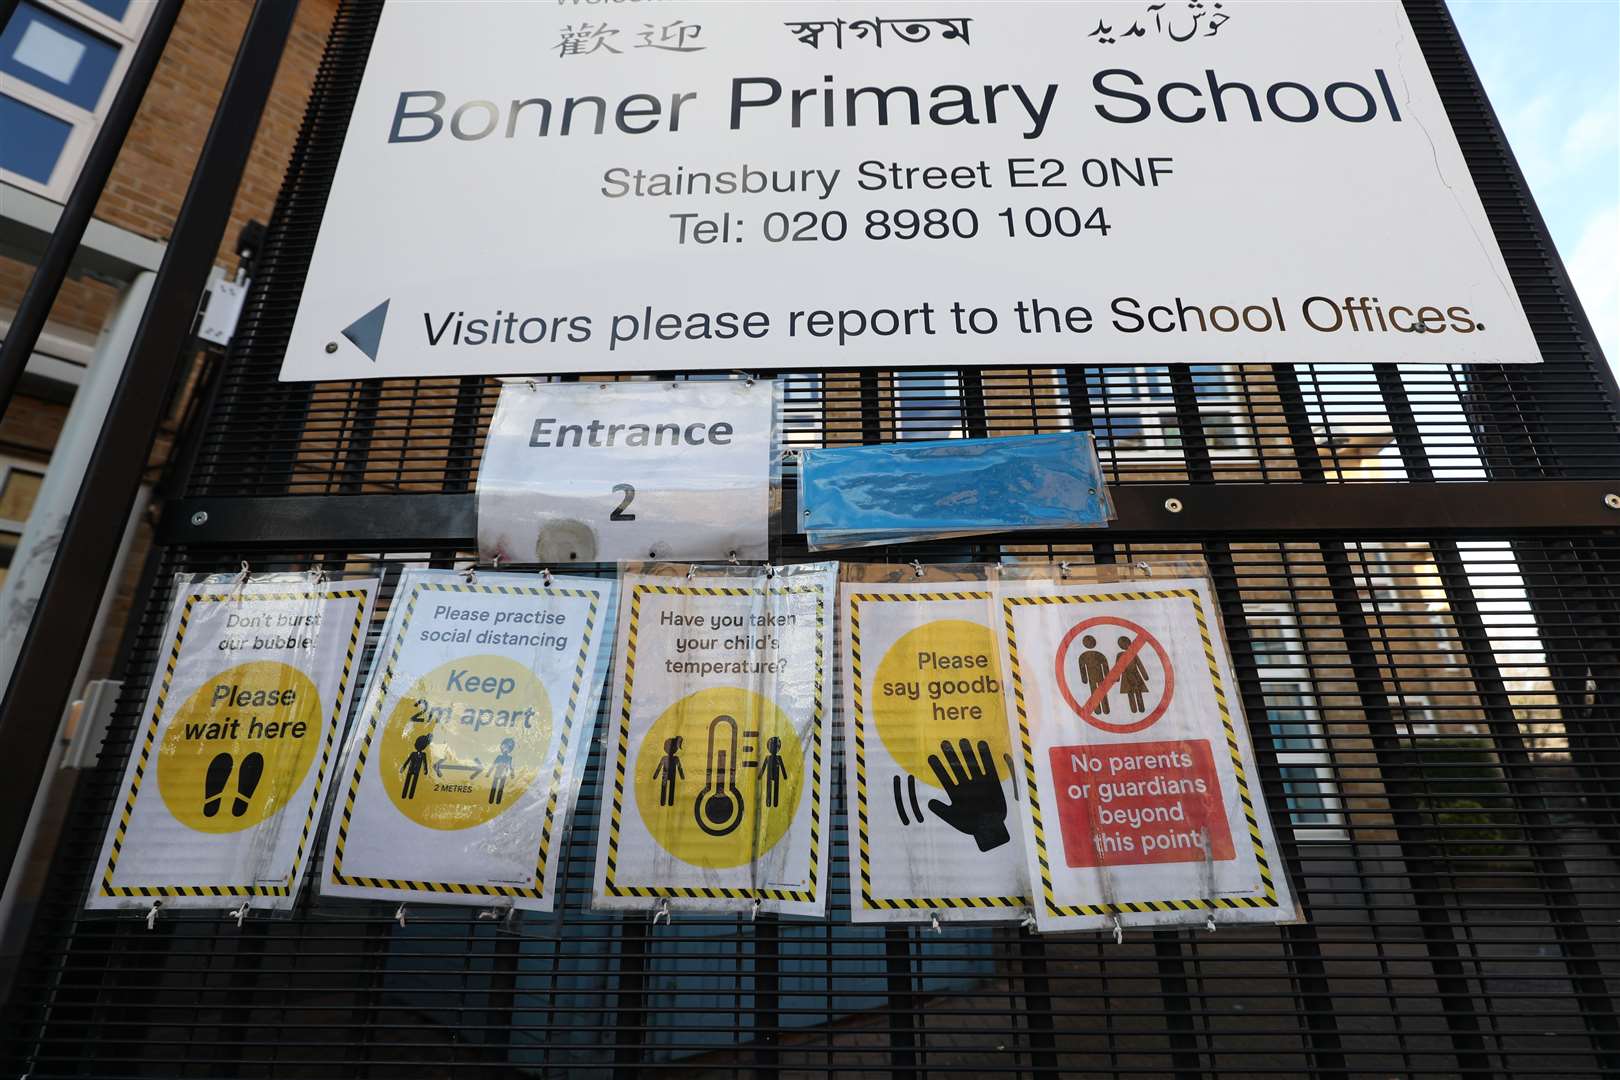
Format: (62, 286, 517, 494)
(0, 458, 46, 588)
(1246, 606, 1346, 838)
(1091, 404, 1253, 457)
(894, 370, 964, 440)
(0, 0, 151, 199)
(778, 372, 823, 447)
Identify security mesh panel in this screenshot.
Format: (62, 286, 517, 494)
(6, 1, 1620, 1077)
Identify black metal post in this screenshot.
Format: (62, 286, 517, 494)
(0, 0, 300, 893)
(0, 0, 181, 416)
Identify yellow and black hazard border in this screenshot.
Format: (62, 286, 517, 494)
(603, 581, 826, 904)
(847, 590, 1028, 914)
(328, 578, 602, 899)
(98, 587, 369, 900)
(1003, 586, 1280, 920)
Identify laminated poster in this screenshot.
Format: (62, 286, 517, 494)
(87, 574, 377, 912)
(322, 569, 614, 910)
(996, 573, 1296, 932)
(592, 563, 835, 916)
(841, 576, 1028, 921)
(477, 379, 773, 565)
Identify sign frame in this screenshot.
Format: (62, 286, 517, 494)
(995, 563, 1297, 932)
(320, 569, 615, 909)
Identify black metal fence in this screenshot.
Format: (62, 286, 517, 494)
(4, 1, 1618, 1076)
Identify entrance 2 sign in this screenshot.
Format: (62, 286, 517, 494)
(283, 0, 1536, 380)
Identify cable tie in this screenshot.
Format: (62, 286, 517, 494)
(227, 902, 249, 928)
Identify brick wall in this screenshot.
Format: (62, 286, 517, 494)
(0, 0, 341, 683)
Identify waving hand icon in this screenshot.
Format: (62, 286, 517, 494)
(925, 738, 1011, 852)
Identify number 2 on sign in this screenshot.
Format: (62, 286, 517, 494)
(611, 483, 637, 522)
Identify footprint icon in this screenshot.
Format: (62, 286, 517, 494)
(234, 752, 264, 817)
(203, 752, 233, 818)
(202, 751, 266, 819)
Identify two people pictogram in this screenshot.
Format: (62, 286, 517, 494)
(1075, 634, 1152, 716)
(650, 719, 791, 836)
(399, 732, 519, 804)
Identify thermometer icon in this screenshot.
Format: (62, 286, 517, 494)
(694, 714, 745, 837)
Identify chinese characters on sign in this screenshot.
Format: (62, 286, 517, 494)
(558, 19, 705, 58)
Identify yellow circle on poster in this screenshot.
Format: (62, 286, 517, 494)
(872, 620, 1009, 788)
(633, 687, 803, 869)
(159, 661, 322, 834)
(381, 656, 551, 830)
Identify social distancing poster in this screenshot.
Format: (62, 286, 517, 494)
(88, 573, 377, 911)
(840, 571, 1027, 921)
(592, 563, 835, 916)
(996, 568, 1295, 932)
(320, 570, 614, 909)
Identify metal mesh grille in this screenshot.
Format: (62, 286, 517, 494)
(5, 0, 1619, 1076)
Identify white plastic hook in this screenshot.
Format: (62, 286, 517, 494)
(227, 902, 249, 928)
(651, 898, 671, 925)
(1019, 909, 1039, 932)
(311, 564, 328, 586)
(750, 898, 761, 921)
(727, 551, 740, 565)
(394, 904, 408, 928)
(910, 560, 925, 578)
(1059, 561, 1072, 579)
(541, 568, 554, 587)
(929, 913, 943, 935)
(733, 370, 756, 386)
(764, 564, 777, 579)
(479, 904, 517, 929)
(1112, 915, 1124, 946)
(145, 900, 162, 930)
(461, 563, 477, 584)
(525, 378, 538, 391)
(492, 553, 502, 570)
(686, 564, 697, 580)
(1135, 560, 1152, 578)
(1205, 911, 1217, 933)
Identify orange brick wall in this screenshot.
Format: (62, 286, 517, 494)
(0, 0, 342, 681)
(1, 0, 339, 332)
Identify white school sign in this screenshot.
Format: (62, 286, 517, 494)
(281, 0, 1537, 381)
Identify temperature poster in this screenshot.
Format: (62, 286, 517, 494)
(841, 576, 1027, 922)
(321, 569, 614, 911)
(996, 572, 1295, 933)
(591, 563, 835, 917)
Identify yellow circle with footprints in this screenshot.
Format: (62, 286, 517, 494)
(634, 687, 804, 869)
(381, 656, 551, 830)
(159, 661, 322, 834)
(873, 620, 1010, 787)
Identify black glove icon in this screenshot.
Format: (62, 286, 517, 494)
(925, 738, 1011, 852)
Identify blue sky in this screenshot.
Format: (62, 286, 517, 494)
(1450, 0, 1619, 364)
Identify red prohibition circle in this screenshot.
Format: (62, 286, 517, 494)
(1053, 615, 1174, 734)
